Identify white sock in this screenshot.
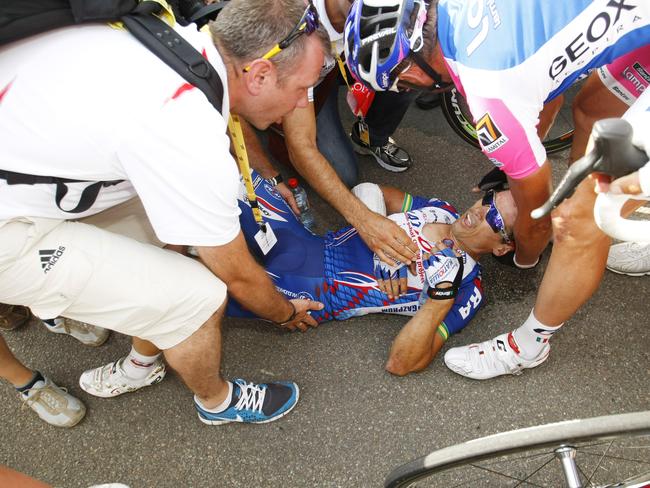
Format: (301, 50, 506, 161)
(121, 346, 161, 380)
(194, 381, 233, 413)
(512, 309, 562, 360)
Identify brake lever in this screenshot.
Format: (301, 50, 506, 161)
(531, 118, 648, 219)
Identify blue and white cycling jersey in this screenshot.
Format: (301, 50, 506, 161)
(438, 0, 650, 179)
(229, 172, 484, 339)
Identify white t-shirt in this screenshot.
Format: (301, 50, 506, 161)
(0, 23, 240, 246)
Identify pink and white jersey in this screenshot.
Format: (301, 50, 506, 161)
(438, 0, 650, 179)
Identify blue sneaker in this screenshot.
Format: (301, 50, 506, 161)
(194, 378, 299, 425)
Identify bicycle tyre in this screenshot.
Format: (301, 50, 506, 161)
(440, 88, 574, 155)
(385, 410, 650, 488)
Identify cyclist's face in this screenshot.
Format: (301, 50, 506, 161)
(452, 191, 517, 254)
(248, 36, 324, 129)
(395, 48, 453, 93)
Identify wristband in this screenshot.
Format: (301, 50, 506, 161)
(276, 301, 296, 326)
(513, 254, 540, 269)
(267, 174, 284, 187)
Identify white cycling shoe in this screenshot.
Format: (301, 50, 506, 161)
(444, 332, 550, 380)
(80, 357, 166, 398)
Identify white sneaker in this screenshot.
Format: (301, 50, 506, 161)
(20, 376, 86, 427)
(79, 357, 166, 398)
(444, 332, 550, 380)
(43, 317, 110, 347)
(607, 242, 650, 276)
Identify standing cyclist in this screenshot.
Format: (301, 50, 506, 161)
(345, 0, 650, 379)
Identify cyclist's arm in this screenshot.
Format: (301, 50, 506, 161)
(282, 104, 418, 265)
(385, 299, 453, 376)
(508, 161, 553, 266)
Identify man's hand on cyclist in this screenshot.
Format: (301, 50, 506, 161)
(356, 211, 419, 267)
(276, 299, 324, 332)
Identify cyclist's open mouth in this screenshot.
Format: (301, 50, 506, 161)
(462, 212, 475, 228)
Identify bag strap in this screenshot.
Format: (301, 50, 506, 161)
(0, 169, 124, 213)
(122, 1, 224, 113)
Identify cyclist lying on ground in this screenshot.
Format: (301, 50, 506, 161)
(78, 177, 516, 402)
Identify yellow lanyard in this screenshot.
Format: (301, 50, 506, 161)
(227, 114, 266, 232)
(335, 53, 350, 89)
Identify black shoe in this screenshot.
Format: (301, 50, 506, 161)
(350, 122, 412, 173)
(414, 92, 441, 110)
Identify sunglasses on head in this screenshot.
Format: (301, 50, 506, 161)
(482, 190, 511, 243)
(243, 1, 319, 73)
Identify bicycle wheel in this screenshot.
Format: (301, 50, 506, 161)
(385, 411, 650, 488)
(440, 88, 574, 155)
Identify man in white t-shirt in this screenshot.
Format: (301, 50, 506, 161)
(0, 0, 330, 425)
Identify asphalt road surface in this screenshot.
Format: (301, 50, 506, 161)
(2, 90, 649, 488)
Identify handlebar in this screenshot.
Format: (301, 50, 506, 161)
(593, 192, 650, 242)
(531, 118, 648, 219)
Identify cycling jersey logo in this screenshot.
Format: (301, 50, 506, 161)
(476, 113, 509, 152)
(548, 0, 640, 82)
(632, 62, 650, 84)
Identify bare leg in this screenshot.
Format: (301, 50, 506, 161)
(571, 72, 629, 163)
(533, 72, 628, 326)
(133, 336, 162, 357)
(534, 177, 609, 325)
(163, 302, 229, 409)
(0, 334, 35, 387)
(0, 466, 52, 488)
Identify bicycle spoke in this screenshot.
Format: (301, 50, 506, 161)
(469, 461, 548, 487)
(512, 456, 556, 487)
(574, 460, 595, 487)
(578, 447, 650, 465)
(585, 439, 614, 486)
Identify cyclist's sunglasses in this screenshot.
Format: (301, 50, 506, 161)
(482, 190, 511, 244)
(243, 1, 319, 72)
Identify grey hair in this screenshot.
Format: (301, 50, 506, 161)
(420, 0, 439, 61)
(210, 0, 331, 80)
